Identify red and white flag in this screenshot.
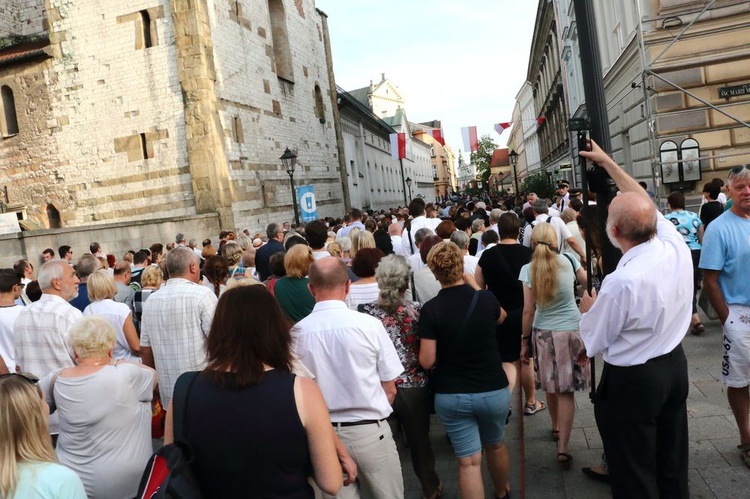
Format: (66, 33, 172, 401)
(461, 126, 478, 153)
(494, 122, 512, 135)
(426, 129, 445, 145)
(390, 133, 406, 159)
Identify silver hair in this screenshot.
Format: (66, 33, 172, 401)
(728, 165, 750, 186)
(471, 218, 485, 232)
(375, 254, 411, 313)
(176, 233, 186, 243)
(166, 245, 198, 276)
(489, 208, 503, 224)
(533, 198, 549, 214)
(413, 227, 433, 246)
(236, 235, 252, 251)
(38, 260, 68, 291)
(335, 237, 352, 252)
(450, 230, 470, 250)
(76, 254, 101, 279)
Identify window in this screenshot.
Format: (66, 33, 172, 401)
(314, 84, 325, 123)
(46, 204, 61, 229)
(140, 10, 153, 49)
(140, 133, 149, 159)
(268, 0, 293, 82)
(1, 85, 19, 137)
(232, 116, 243, 143)
(660, 139, 702, 184)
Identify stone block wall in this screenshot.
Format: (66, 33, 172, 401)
(0, 0, 45, 38)
(208, 0, 344, 231)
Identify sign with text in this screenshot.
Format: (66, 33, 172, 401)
(719, 83, 750, 99)
(296, 185, 318, 222)
(0, 213, 21, 235)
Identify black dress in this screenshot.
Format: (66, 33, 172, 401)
(478, 243, 533, 362)
(184, 369, 313, 498)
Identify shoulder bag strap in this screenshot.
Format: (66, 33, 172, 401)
(173, 371, 199, 444)
(442, 290, 480, 352)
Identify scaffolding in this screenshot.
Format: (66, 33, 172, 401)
(635, 0, 750, 205)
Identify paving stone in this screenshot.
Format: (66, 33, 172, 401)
(698, 466, 750, 498)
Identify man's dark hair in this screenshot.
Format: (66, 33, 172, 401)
(498, 213, 521, 240)
(25, 280, 42, 302)
(133, 250, 149, 265)
(219, 230, 229, 239)
(667, 191, 686, 210)
(305, 220, 328, 250)
(89, 242, 101, 254)
(349, 208, 363, 221)
(703, 182, 720, 200)
(202, 238, 212, 247)
(569, 198, 584, 212)
(481, 230, 500, 247)
(0, 268, 21, 293)
(42, 248, 55, 258)
(454, 217, 471, 232)
(711, 178, 724, 188)
(59, 245, 71, 258)
(408, 198, 426, 218)
(268, 252, 287, 278)
(12, 259, 29, 276)
(266, 223, 281, 240)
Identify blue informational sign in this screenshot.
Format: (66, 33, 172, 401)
(296, 185, 318, 222)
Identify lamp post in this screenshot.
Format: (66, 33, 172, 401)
(509, 149, 519, 194)
(280, 147, 299, 225)
(494, 178, 499, 195)
(405, 176, 413, 200)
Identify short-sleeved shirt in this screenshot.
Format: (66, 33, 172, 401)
(479, 243, 533, 311)
(44, 364, 155, 499)
(292, 300, 404, 422)
(522, 215, 573, 252)
(519, 254, 581, 331)
(13, 462, 86, 499)
(0, 304, 23, 373)
(666, 209, 702, 250)
(699, 210, 750, 306)
(418, 284, 508, 394)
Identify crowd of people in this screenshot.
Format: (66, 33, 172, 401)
(0, 145, 748, 499)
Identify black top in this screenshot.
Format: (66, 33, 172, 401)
(700, 200, 723, 229)
(184, 369, 313, 499)
(255, 240, 285, 281)
(419, 284, 508, 394)
(478, 243, 532, 311)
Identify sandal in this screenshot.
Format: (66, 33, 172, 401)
(739, 443, 750, 468)
(558, 452, 573, 469)
(524, 400, 547, 416)
(691, 323, 705, 335)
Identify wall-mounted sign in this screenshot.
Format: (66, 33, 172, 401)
(719, 83, 750, 99)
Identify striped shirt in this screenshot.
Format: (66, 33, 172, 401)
(140, 278, 217, 407)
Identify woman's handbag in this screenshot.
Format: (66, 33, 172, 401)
(698, 288, 719, 320)
(137, 372, 203, 499)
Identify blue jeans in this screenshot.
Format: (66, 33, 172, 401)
(434, 388, 511, 458)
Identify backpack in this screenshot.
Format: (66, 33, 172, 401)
(137, 372, 203, 499)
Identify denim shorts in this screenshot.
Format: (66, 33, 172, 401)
(434, 388, 511, 458)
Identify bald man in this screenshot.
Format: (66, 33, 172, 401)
(578, 141, 692, 498)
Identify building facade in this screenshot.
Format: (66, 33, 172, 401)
(0, 0, 345, 233)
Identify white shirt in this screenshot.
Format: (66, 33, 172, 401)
(292, 300, 403, 422)
(463, 255, 479, 275)
(0, 304, 23, 372)
(563, 220, 586, 257)
(391, 236, 409, 257)
(140, 278, 217, 407)
(522, 214, 573, 251)
(413, 267, 441, 304)
(700, 192, 727, 206)
(408, 253, 426, 272)
(403, 216, 441, 255)
(346, 282, 380, 310)
(337, 221, 366, 238)
(14, 294, 82, 377)
(83, 299, 140, 363)
(312, 250, 331, 261)
(580, 212, 692, 366)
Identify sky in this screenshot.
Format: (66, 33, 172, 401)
(315, 0, 540, 159)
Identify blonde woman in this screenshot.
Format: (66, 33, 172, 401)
(0, 374, 85, 499)
(519, 223, 590, 466)
(132, 265, 163, 332)
(42, 316, 157, 499)
(273, 244, 315, 323)
(222, 241, 245, 279)
(349, 228, 375, 260)
(83, 269, 140, 362)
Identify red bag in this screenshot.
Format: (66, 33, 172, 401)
(151, 395, 165, 439)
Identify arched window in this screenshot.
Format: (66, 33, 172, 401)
(46, 204, 62, 229)
(660, 139, 702, 184)
(659, 141, 680, 184)
(1, 85, 19, 137)
(680, 138, 701, 182)
(268, 0, 293, 82)
(314, 84, 325, 123)
(140, 10, 153, 48)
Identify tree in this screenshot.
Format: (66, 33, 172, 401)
(521, 171, 555, 199)
(470, 135, 498, 191)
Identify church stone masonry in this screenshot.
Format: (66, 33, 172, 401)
(0, 0, 344, 233)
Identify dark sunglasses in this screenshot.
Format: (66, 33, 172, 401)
(0, 372, 40, 384)
(730, 165, 750, 174)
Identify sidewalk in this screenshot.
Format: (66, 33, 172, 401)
(402, 317, 750, 498)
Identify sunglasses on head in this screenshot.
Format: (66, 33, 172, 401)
(730, 165, 750, 174)
(0, 372, 40, 385)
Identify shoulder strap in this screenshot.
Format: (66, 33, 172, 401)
(562, 253, 576, 273)
(173, 371, 199, 444)
(459, 291, 480, 334)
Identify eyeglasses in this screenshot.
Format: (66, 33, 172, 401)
(0, 372, 40, 385)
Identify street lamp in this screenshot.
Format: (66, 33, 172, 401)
(494, 178, 499, 194)
(280, 147, 299, 225)
(405, 176, 413, 200)
(509, 149, 519, 194)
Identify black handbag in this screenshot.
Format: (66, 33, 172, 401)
(137, 372, 203, 499)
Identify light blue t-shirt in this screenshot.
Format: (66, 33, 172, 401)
(519, 253, 581, 331)
(699, 210, 750, 306)
(666, 209, 702, 250)
(12, 462, 86, 499)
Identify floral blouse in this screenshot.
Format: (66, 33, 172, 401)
(359, 301, 427, 388)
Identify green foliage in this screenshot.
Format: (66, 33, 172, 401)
(470, 135, 497, 187)
(522, 171, 555, 199)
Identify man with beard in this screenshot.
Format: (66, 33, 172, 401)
(578, 141, 692, 498)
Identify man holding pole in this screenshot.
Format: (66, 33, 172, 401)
(578, 141, 692, 498)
